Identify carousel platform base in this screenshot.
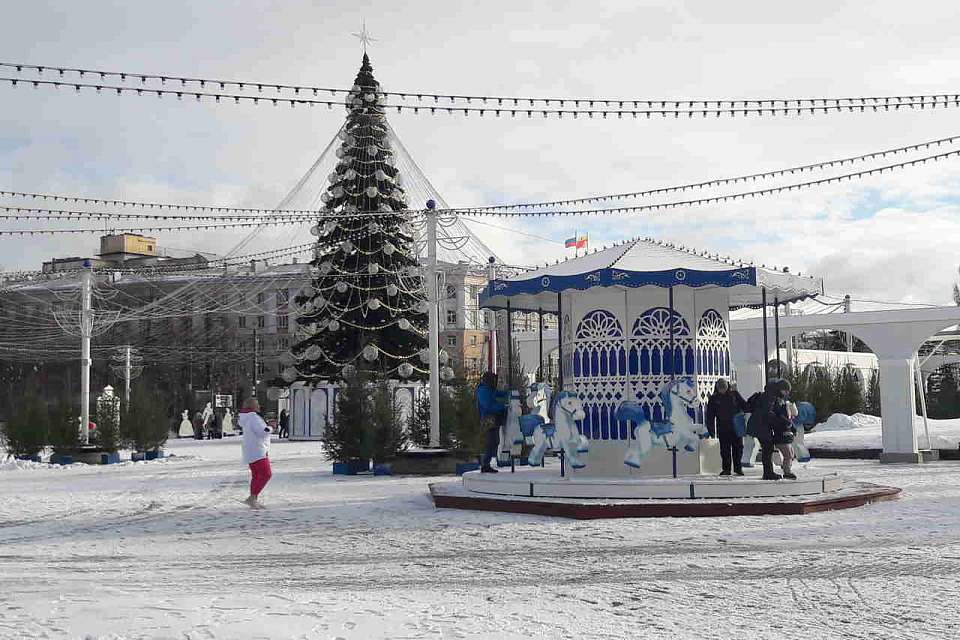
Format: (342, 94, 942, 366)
(429, 470, 900, 519)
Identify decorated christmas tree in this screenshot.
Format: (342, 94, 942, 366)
(284, 54, 429, 382)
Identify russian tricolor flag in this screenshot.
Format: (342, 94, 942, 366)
(565, 234, 588, 249)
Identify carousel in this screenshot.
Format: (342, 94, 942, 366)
(429, 237, 901, 517)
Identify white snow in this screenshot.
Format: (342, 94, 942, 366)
(807, 413, 960, 450)
(2, 438, 960, 638)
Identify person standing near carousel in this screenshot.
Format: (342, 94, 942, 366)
(705, 378, 748, 476)
(476, 371, 509, 473)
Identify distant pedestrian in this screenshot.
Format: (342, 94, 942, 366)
(279, 409, 290, 439)
(239, 398, 272, 508)
(476, 371, 508, 473)
(774, 395, 799, 480)
(705, 378, 748, 476)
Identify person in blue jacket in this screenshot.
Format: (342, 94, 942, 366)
(476, 371, 508, 473)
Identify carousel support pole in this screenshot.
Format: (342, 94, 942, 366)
(761, 287, 769, 386)
(668, 285, 678, 478)
(426, 200, 441, 448)
(538, 307, 544, 383)
(774, 297, 782, 379)
(506, 301, 513, 389)
(668, 286, 675, 381)
(556, 291, 564, 391)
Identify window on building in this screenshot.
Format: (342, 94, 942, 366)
(446, 335, 457, 347)
(278, 337, 289, 351)
(276, 289, 289, 307)
(469, 284, 479, 302)
(238, 315, 247, 329)
(257, 316, 265, 329)
(277, 314, 289, 330)
(256, 361, 264, 377)
(470, 335, 477, 346)
(256, 292, 265, 305)
(446, 284, 457, 299)
(446, 310, 457, 326)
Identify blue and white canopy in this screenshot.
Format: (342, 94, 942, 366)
(480, 236, 821, 312)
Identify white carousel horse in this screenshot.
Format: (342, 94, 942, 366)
(617, 378, 709, 470)
(527, 390, 588, 469)
(497, 390, 525, 463)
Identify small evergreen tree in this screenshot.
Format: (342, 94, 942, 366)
(928, 364, 960, 419)
(805, 367, 835, 423)
(95, 394, 122, 452)
(785, 360, 809, 403)
(833, 367, 865, 415)
(408, 388, 432, 447)
(448, 378, 485, 456)
(323, 369, 371, 462)
(1, 396, 48, 457)
(123, 384, 170, 453)
(865, 369, 882, 416)
(48, 402, 80, 452)
(368, 379, 408, 463)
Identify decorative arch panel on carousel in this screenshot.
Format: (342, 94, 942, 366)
(563, 286, 732, 442)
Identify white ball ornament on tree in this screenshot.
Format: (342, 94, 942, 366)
(366, 144, 379, 156)
(363, 92, 375, 102)
(281, 368, 298, 383)
(397, 362, 414, 379)
(345, 168, 357, 180)
(341, 240, 354, 253)
(365, 186, 379, 198)
(440, 366, 455, 382)
(322, 221, 336, 235)
(419, 349, 430, 364)
(305, 345, 322, 360)
(374, 169, 387, 181)
(341, 363, 357, 378)
(417, 300, 430, 313)
(383, 242, 396, 256)
(368, 298, 382, 311)
(310, 225, 321, 237)
(368, 222, 381, 233)
(362, 344, 379, 361)
(333, 186, 344, 198)
(398, 318, 411, 330)
(368, 263, 380, 275)
(328, 319, 340, 331)
(335, 281, 348, 293)
(321, 192, 332, 203)
(386, 284, 399, 297)
(319, 261, 333, 274)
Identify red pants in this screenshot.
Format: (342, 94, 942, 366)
(249, 457, 272, 496)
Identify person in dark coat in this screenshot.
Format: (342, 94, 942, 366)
(705, 378, 748, 476)
(476, 371, 508, 473)
(278, 409, 290, 439)
(746, 378, 793, 480)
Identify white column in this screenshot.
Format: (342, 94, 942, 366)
(79, 263, 93, 445)
(878, 357, 921, 463)
(426, 205, 441, 448)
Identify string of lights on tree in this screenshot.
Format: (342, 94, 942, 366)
(4, 61, 960, 118)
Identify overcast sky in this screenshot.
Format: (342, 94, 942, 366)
(1, 0, 959, 305)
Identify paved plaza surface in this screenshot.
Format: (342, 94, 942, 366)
(1, 438, 959, 639)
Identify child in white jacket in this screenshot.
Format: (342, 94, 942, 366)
(239, 398, 272, 508)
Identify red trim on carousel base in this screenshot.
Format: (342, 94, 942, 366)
(428, 481, 901, 519)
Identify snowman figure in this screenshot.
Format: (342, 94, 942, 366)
(178, 409, 193, 438)
(222, 408, 235, 436)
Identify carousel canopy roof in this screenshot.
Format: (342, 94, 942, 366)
(479, 236, 822, 312)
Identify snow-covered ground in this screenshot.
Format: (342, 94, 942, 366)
(2, 438, 960, 639)
(806, 413, 960, 450)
